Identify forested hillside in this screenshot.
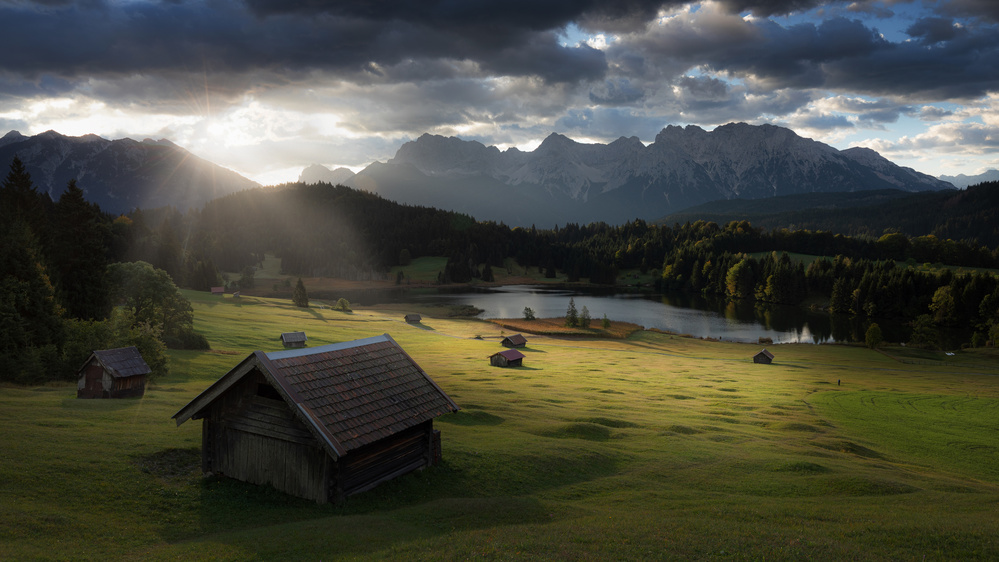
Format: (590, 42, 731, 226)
(663, 182, 999, 247)
(4, 162, 999, 386)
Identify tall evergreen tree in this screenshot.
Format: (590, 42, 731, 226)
(0, 220, 65, 383)
(292, 278, 309, 307)
(1, 156, 48, 236)
(51, 179, 110, 320)
(565, 297, 579, 328)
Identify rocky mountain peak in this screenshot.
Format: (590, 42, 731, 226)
(0, 130, 259, 213)
(299, 164, 356, 185)
(348, 121, 954, 227)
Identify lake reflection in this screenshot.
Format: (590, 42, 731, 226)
(409, 285, 889, 344)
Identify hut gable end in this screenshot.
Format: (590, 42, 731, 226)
(280, 331, 308, 347)
(77, 346, 150, 399)
(502, 334, 527, 348)
(753, 349, 775, 364)
(172, 334, 459, 503)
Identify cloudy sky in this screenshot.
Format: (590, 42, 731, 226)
(1, 0, 997, 185)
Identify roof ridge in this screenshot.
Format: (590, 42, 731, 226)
(266, 333, 390, 360)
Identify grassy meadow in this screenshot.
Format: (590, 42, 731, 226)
(2, 289, 998, 560)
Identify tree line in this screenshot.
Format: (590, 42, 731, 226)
(4, 163, 998, 385)
(0, 157, 207, 384)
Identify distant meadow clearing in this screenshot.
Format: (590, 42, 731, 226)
(2, 290, 998, 560)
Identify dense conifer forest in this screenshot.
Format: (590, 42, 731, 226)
(3, 155, 999, 384)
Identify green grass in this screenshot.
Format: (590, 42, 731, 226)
(390, 256, 449, 283)
(2, 291, 999, 560)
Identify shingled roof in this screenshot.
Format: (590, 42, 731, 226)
(280, 331, 307, 344)
(492, 349, 526, 362)
(502, 334, 527, 347)
(755, 349, 775, 360)
(173, 334, 458, 459)
(88, 346, 151, 378)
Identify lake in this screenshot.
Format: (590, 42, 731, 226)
(399, 285, 903, 344)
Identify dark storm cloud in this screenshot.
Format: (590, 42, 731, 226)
(0, 0, 993, 106)
(588, 78, 645, 105)
(918, 106, 954, 121)
(0, 0, 616, 89)
(616, 7, 999, 102)
(906, 16, 962, 45)
(940, 0, 999, 22)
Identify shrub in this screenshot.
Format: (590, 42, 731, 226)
(866, 323, 883, 349)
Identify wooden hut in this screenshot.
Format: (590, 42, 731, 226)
(490, 349, 525, 368)
(172, 334, 459, 503)
(404, 314, 422, 324)
(753, 349, 775, 364)
(77, 346, 151, 399)
(280, 331, 307, 348)
(211, 286, 225, 296)
(501, 334, 528, 348)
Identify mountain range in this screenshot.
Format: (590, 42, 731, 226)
(0, 130, 259, 215)
(2, 123, 960, 225)
(939, 169, 999, 188)
(336, 122, 953, 226)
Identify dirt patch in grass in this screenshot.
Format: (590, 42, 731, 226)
(768, 461, 830, 474)
(774, 422, 823, 432)
(537, 422, 614, 441)
(664, 424, 701, 435)
(576, 416, 638, 428)
(813, 439, 885, 459)
(490, 317, 642, 339)
(823, 477, 919, 496)
(133, 447, 201, 480)
(438, 410, 505, 426)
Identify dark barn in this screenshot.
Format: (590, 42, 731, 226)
(490, 349, 525, 367)
(753, 349, 775, 364)
(77, 346, 151, 399)
(404, 314, 422, 324)
(280, 331, 307, 348)
(173, 334, 459, 503)
(501, 334, 527, 348)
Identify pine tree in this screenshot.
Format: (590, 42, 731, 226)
(1, 156, 47, 236)
(0, 220, 65, 383)
(51, 179, 110, 320)
(293, 278, 309, 307)
(565, 297, 579, 327)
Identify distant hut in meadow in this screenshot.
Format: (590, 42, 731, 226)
(490, 349, 525, 368)
(77, 346, 151, 399)
(501, 334, 527, 348)
(172, 334, 459, 504)
(211, 286, 225, 296)
(753, 349, 774, 364)
(280, 331, 307, 348)
(404, 314, 422, 324)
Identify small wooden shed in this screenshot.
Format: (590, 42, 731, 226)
(501, 334, 527, 348)
(173, 334, 459, 503)
(753, 349, 775, 364)
(77, 346, 151, 399)
(490, 349, 525, 368)
(211, 286, 225, 296)
(280, 331, 307, 348)
(404, 314, 422, 324)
